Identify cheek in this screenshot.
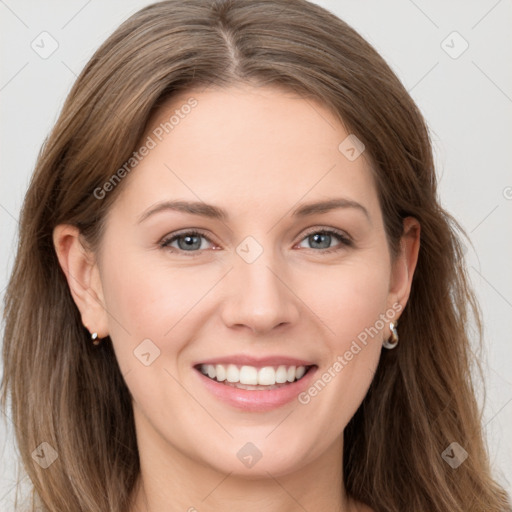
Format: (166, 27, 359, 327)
(304, 256, 391, 347)
(101, 247, 202, 332)
(98, 249, 181, 369)
(99, 246, 228, 374)
(297, 257, 389, 409)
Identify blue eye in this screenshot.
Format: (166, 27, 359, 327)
(160, 228, 352, 255)
(160, 230, 213, 252)
(298, 229, 353, 252)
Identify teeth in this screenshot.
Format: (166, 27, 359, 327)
(258, 366, 276, 386)
(199, 363, 309, 385)
(275, 365, 288, 383)
(239, 365, 258, 385)
(226, 364, 239, 383)
(216, 364, 226, 382)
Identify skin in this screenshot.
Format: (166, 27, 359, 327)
(54, 83, 420, 512)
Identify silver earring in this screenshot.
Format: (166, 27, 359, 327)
(383, 322, 399, 349)
(91, 332, 100, 346)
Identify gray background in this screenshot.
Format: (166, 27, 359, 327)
(1, 0, 511, 507)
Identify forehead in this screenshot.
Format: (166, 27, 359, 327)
(111, 84, 380, 221)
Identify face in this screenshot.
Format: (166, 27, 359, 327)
(92, 84, 407, 478)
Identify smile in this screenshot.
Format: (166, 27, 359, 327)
(193, 360, 318, 411)
(197, 363, 312, 389)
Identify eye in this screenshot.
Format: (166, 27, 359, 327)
(297, 228, 353, 253)
(159, 227, 353, 256)
(160, 230, 215, 253)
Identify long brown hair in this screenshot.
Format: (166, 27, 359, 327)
(2, 1, 510, 510)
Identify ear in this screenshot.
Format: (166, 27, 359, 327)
(52, 224, 109, 338)
(387, 217, 421, 314)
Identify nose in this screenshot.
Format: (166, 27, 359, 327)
(219, 250, 300, 335)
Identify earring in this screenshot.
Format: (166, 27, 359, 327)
(91, 332, 101, 346)
(383, 322, 399, 349)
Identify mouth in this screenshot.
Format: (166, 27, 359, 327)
(193, 360, 318, 411)
(194, 363, 316, 390)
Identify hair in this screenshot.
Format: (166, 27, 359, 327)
(1, 0, 510, 510)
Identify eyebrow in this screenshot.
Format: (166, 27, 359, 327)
(137, 198, 370, 223)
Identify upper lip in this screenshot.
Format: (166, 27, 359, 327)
(194, 355, 316, 368)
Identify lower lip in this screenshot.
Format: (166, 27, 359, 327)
(194, 366, 318, 412)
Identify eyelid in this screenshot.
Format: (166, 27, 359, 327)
(299, 226, 352, 243)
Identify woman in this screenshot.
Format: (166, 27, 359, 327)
(1, 0, 510, 510)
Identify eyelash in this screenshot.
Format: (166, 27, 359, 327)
(159, 227, 353, 256)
